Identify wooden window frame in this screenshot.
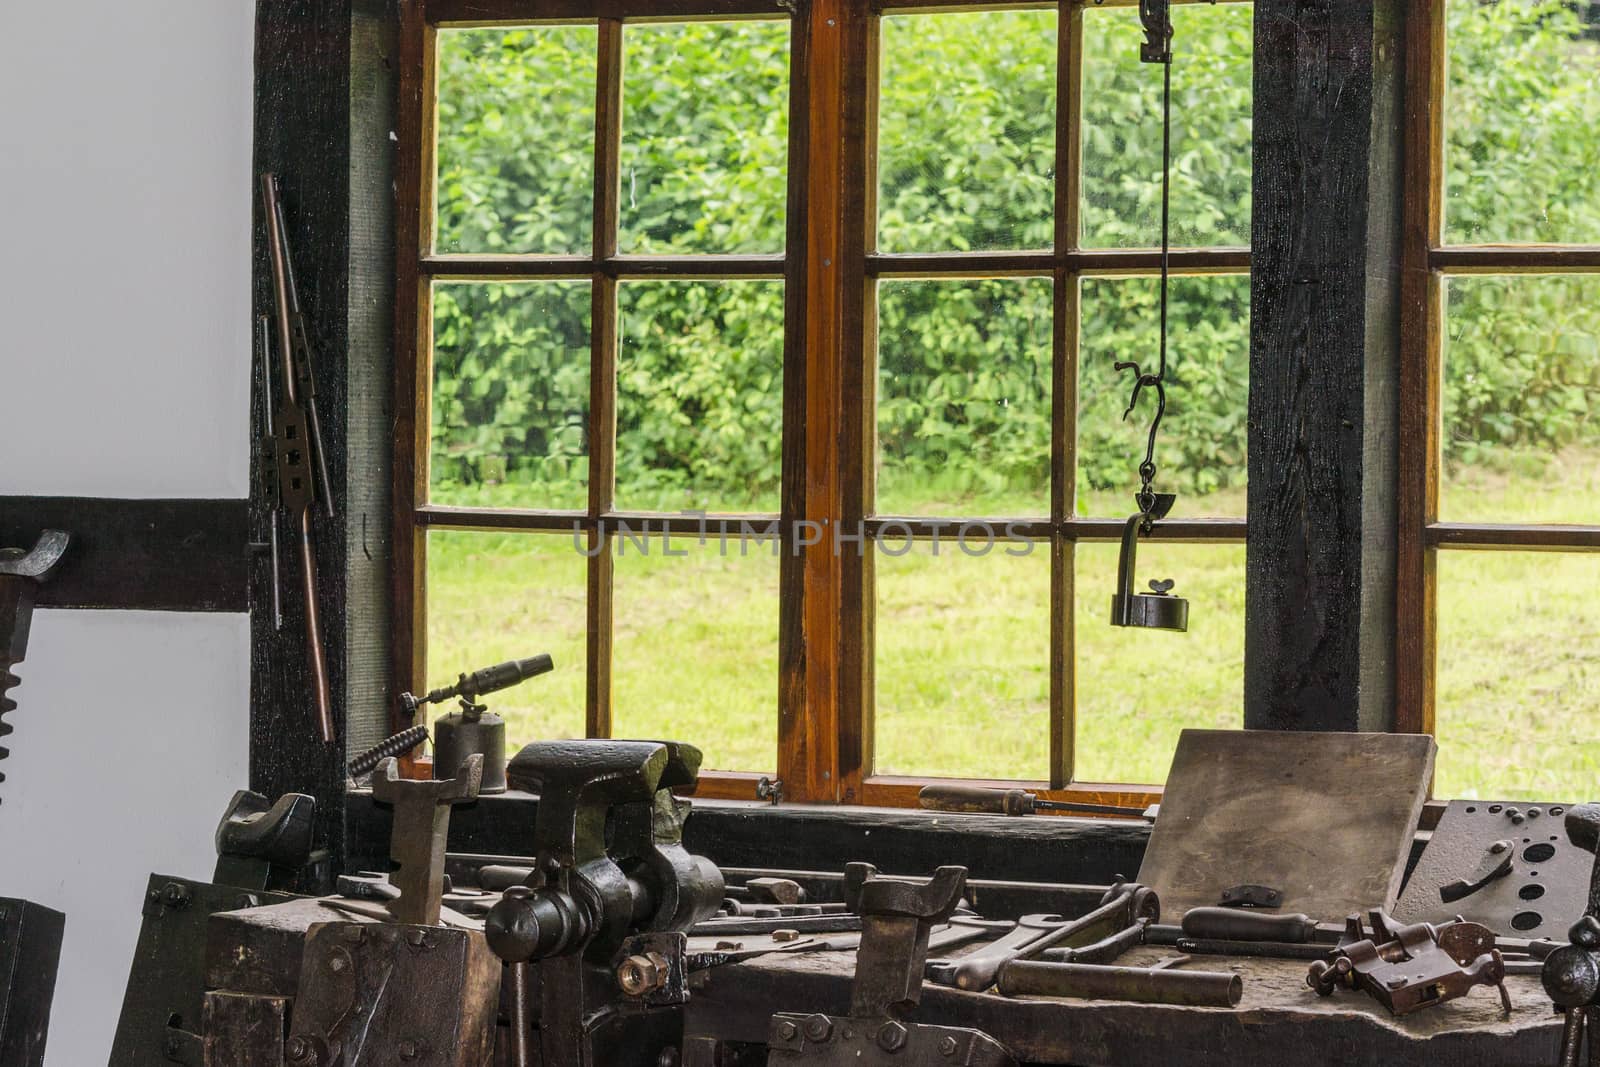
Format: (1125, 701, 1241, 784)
(1395, 0, 1600, 744)
(393, 0, 1252, 809)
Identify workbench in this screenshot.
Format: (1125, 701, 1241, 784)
(685, 942, 1565, 1066)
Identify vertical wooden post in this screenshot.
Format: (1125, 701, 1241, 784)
(254, 0, 400, 884)
(1245, 0, 1405, 733)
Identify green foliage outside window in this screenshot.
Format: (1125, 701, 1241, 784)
(428, 2, 1600, 513)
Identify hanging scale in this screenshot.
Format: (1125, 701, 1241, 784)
(1109, 0, 1189, 633)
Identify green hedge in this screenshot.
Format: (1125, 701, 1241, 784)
(428, 1, 1600, 510)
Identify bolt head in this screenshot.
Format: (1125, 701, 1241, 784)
(771, 928, 800, 943)
(329, 955, 348, 973)
(802, 1014, 833, 1043)
(397, 1039, 419, 1060)
(776, 1020, 799, 1041)
(938, 1035, 960, 1057)
(876, 1021, 908, 1052)
(286, 1036, 313, 1063)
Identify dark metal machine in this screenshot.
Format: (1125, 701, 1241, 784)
(0, 897, 66, 1067)
(260, 172, 335, 745)
(484, 739, 724, 1066)
(0, 529, 69, 803)
(0, 530, 69, 1067)
(762, 863, 1017, 1066)
(402, 653, 555, 793)
(1541, 803, 1600, 1065)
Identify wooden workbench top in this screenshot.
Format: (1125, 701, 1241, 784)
(684, 944, 1565, 1066)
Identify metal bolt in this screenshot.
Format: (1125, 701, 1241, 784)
(162, 883, 192, 909)
(405, 928, 427, 947)
(939, 1035, 960, 1057)
(286, 1036, 312, 1064)
(772, 928, 800, 943)
(329, 955, 348, 973)
(715, 940, 742, 951)
(1490, 841, 1509, 853)
(802, 1014, 833, 1043)
(777, 1019, 799, 1042)
(1385, 976, 1407, 990)
(876, 1021, 908, 1053)
(617, 952, 669, 997)
(657, 1050, 680, 1067)
(397, 1039, 419, 1061)
(1529, 807, 1543, 818)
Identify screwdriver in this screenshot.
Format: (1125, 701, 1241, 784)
(918, 784, 1157, 820)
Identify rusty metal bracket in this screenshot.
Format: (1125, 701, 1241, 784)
(765, 863, 1017, 1066)
(1307, 910, 1509, 1016)
(370, 754, 483, 927)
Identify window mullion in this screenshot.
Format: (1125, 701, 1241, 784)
(586, 17, 623, 740)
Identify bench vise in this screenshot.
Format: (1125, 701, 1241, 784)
(485, 739, 726, 1066)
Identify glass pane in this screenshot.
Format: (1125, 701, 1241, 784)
(612, 536, 779, 771)
(1441, 276, 1600, 524)
(1081, 3, 1254, 249)
(1074, 541, 1243, 784)
(426, 531, 589, 745)
(619, 21, 791, 254)
(1436, 551, 1600, 800)
(435, 26, 597, 254)
(1444, 0, 1600, 245)
(878, 10, 1058, 253)
(616, 281, 784, 513)
(877, 279, 1053, 516)
(874, 538, 1050, 780)
(430, 282, 591, 510)
(1077, 276, 1250, 518)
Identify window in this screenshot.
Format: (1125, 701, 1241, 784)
(1399, 0, 1600, 800)
(396, 0, 1254, 806)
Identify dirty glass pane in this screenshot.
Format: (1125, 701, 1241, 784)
(1443, 0, 1600, 245)
(612, 537, 779, 771)
(1440, 276, 1600, 525)
(1436, 551, 1600, 800)
(874, 538, 1050, 780)
(616, 281, 785, 513)
(1080, 3, 1253, 248)
(619, 20, 791, 254)
(435, 26, 597, 254)
(430, 281, 591, 510)
(878, 10, 1058, 253)
(427, 531, 588, 745)
(876, 278, 1053, 517)
(1074, 541, 1244, 784)
(1077, 276, 1250, 519)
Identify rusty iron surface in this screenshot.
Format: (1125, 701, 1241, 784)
(1136, 729, 1434, 921)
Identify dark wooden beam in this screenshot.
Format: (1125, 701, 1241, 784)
(1246, 0, 1404, 732)
(0, 497, 247, 612)
(253, 0, 400, 887)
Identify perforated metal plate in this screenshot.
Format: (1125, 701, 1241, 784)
(1395, 799, 1586, 942)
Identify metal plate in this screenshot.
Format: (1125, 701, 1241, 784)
(1394, 799, 1584, 941)
(0, 897, 65, 1067)
(1136, 730, 1435, 922)
(108, 876, 295, 1067)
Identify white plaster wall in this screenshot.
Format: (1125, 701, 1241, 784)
(0, 2, 256, 1063)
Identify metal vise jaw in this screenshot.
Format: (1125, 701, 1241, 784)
(767, 863, 1016, 1066)
(485, 739, 726, 1067)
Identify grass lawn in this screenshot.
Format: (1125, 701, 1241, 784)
(426, 453, 1600, 800)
